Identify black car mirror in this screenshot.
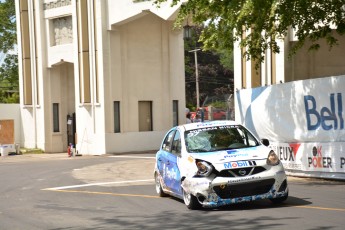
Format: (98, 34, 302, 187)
(261, 138, 270, 147)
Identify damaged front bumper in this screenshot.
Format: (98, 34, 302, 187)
(181, 168, 288, 208)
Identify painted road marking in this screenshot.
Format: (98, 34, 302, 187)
(108, 155, 155, 159)
(43, 179, 154, 191)
(42, 185, 345, 212)
(42, 187, 345, 212)
(291, 205, 345, 212)
(44, 189, 160, 199)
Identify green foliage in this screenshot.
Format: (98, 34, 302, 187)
(0, 54, 19, 103)
(0, 0, 18, 103)
(209, 100, 227, 108)
(0, 0, 16, 53)
(0, 90, 19, 103)
(154, 0, 345, 63)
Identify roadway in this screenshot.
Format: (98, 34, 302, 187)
(0, 153, 344, 229)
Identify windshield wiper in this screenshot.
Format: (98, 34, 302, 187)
(188, 148, 210, 153)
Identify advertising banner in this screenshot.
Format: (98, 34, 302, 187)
(236, 75, 345, 179)
(271, 142, 345, 180)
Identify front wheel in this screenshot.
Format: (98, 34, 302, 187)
(155, 172, 166, 197)
(270, 193, 288, 204)
(182, 189, 201, 210)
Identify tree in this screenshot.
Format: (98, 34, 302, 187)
(155, 0, 345, 64)
(184, 25, 233, 110)
(0, 0, 16, 53)
(0, 0, 18, 103)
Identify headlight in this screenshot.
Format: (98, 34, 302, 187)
(196, 160, 213, 176)
(267, 150, 280, 166)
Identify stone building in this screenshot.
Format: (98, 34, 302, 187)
(15, 0, 185, 154)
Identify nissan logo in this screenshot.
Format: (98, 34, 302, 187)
(238, 169, 247, 176)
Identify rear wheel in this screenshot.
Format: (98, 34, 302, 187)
(182, 189, 201, 210)
(155, 173, 166, 197)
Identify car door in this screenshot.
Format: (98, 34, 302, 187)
(157, 129, 182, 195)
(157, 129, 175, 192)
(168, 130, 182, 195)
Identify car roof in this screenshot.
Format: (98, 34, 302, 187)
(180, 120, 241, 131)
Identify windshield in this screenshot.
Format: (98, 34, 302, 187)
(184, 125, 259, 153)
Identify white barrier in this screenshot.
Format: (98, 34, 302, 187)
(236, 75, 345, 180)
(0, 144, 17, 157)
(270, 142, 345, 180)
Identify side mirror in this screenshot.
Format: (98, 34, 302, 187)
(261, 138, 270, 147)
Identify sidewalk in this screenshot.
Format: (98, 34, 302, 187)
(0, 152, 82, 162)
(0, 151, 156, 163)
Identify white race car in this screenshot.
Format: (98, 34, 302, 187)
(154, 120, 289, 209)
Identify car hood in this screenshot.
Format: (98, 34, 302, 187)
(188, 145, 270, 171)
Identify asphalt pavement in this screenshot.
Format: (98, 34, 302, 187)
(1, 152, 342, 185)
(0, 152, 157, 186)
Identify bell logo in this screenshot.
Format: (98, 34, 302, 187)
(304, 93, 344, 131)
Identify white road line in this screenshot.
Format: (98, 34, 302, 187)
(108, 155, 155, 159)
(43, 179, 154, 191)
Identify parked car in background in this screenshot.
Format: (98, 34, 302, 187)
(190, 107, 227, 122)
(154, 120, 289, 209)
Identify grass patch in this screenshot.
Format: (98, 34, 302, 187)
(19, 148, 44, 154)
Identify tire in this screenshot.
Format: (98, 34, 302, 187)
(155, 172, 166, 197)
(270, 193, 288, 204)
(182, 189, 201, 210)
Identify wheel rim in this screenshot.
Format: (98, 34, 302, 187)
(183, 190, 191, 205)
(155, 174, 162, 194)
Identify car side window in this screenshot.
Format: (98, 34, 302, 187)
(171, 130, 181, 156)
(162, 130, 175, 152)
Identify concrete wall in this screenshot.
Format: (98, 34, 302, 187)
(0, 104, 21, 145)
(285, 32, 345, 82)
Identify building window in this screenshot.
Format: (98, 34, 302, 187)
(53, 103, 60, 132)
(138, 101, 152, 132)
(173, 100, 178, 126)
(114, 101, 120, 133)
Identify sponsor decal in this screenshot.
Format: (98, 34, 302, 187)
(271, 143, 302, 170)
(277, 145, 295, 161)
(341, 157, 345, 169)
(224, 147, 258, 159)
(226, 149, 238, 155)
(188, 156, 194, 163)
(228, 176, 261, 184)
(164, 166, 178, 180)
(272, 144, 299, 161)
(307, 146, 332, 168)
(304, 93, 344, 131)
(224, 160, 255, 169)
(224, 153, 249, 159)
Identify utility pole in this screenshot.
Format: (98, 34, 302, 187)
(189, 48, 201, 108)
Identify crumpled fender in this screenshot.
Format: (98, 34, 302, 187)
(181, 175, 214, 198)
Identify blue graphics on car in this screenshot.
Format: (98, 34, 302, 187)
(154, 120, 289, 209)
